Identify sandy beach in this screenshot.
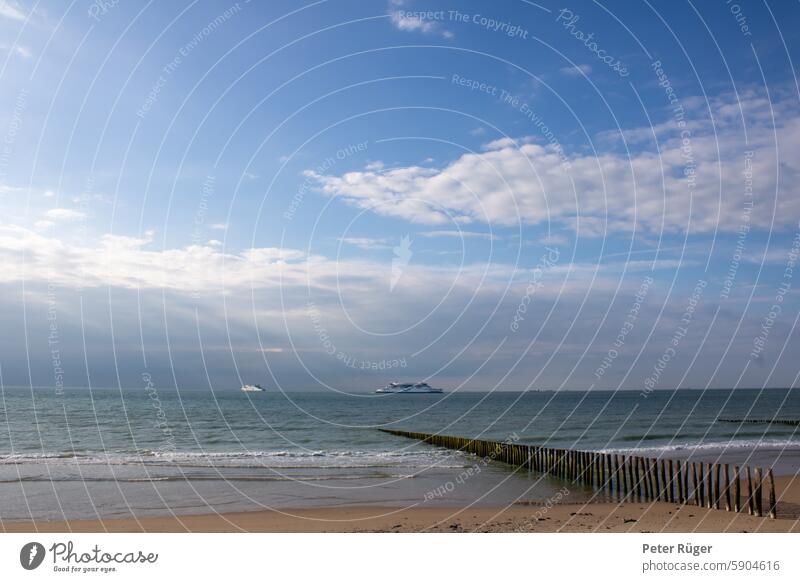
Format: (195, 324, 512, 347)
(5, 476, 799, 533)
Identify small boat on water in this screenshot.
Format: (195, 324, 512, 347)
(241, 384, 265, 392)
(375, 382, 443, 394)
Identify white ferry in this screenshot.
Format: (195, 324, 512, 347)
(241, 384, 265, 392)
(375, 382, 443, 394)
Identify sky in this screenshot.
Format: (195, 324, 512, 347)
(0, 0, 799, 392)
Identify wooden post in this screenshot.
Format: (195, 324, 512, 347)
(734, 465, 741, 512)
(647, 459, 657, 500)
(659, 459, 668, 501)
(647, 458, 656, 500)
(705, 463, 714, 509)
(714, 464, 721, 510)
(692, 463, 700, 506)
(700, 462, 708, 507)
(754, 468, 763, 518)
(666, 460, 674, 503)
(653, 459, 661, 500)
(768, 468, 777, 519)
(573, 451, 579, 481)
(723, 464, 731, 511)
(676, 461, 684, 503)
(628, 457, 636, 499)
(683, 461, 689, 503)
(596, 453, 604, 489)
(584, 452, 590, 484)
(746, 466, 755, 516)
(614, 455, 621, 497)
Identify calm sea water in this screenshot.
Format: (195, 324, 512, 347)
(1, 387, 799, 520)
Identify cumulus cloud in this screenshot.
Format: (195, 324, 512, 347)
(308, 90, 800, 236)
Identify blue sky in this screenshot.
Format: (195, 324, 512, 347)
(1, 0, 799, 391)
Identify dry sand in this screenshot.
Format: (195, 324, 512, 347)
(4, 476, 799, 534)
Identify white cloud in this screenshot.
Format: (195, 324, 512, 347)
(389, 10, 451, 38)
(0, 224, 525, 297)
(390, 11, 436, 33)
(420, 230, 498, 241)
(0, 1, 25, 21)
(309, 90, 800, 236)
(43, 208, 86, 222)
(559, 64, 592, 76)
(339, 236, 391, 250)
(1, 43, 31, 57)
(209, 223, 228, 231)
(533, 233, 571, 246)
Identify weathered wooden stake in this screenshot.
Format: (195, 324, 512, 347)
(733, 465, 741, 512)
(723, 464, 731, 511)
(754, 468, 763, 518)
(768, 468, 777, 519)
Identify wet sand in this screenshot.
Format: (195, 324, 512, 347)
(4, 476, 799, 533)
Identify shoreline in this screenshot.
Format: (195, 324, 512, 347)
(4, 476, 799, 533)
(3, 502, 798, 533)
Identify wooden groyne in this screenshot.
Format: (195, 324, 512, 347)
(380, 429, 778, 519)
(717, 418, 800, 427)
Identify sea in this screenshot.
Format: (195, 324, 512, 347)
(1, 387, 799, 521)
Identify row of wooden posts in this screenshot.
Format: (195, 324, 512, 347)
(380, 429, 777, 519)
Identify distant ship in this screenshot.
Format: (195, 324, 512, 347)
(375, 382, 443, 394)
(241, 384, 265, 392)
